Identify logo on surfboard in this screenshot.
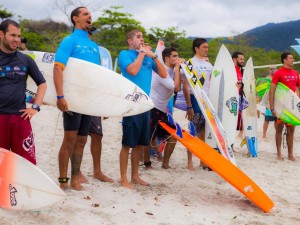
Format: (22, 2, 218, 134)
(243, 185, 254, 193)
(226, 97, 238, 116)
(9, 184, 18, 207)
(125, 90, 148, 102)
(42, 53, 55, 64)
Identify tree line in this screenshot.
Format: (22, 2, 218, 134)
(1, 5, 299, 76)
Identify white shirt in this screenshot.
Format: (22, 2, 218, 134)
(150, 66, 183, 112)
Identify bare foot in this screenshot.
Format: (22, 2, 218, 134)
(79, 172, 89, 184)
(59, 183, 69, 190)
(93, 172, 114, 183)
(131, 177, 150, 186)
(70, 180, 84, 191)
(119, 180, 134, 189)
(187, 164, 195, 171)
(288, 156, 296, 161)
(277, 155, 284, 161)
(161, 164, 172, 169)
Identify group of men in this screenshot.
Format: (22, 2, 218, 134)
(0, 6, 299, 192)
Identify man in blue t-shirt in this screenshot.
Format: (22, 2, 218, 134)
(118, 29, 167, 189)
(54, 6, 100, 191)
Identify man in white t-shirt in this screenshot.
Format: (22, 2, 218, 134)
(183, 38, 213, 170)
(143, 47, 184, 169)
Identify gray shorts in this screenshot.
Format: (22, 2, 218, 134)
(191, 112, 205, 135)
(89, 116, 103, 136)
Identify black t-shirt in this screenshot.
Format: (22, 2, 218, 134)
(0, 50, 46, 114)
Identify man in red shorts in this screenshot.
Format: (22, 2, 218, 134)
(0, 19, 47, 164)
(269, 52, 300, 161)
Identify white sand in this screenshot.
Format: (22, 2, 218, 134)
(1, 106, 300, 225)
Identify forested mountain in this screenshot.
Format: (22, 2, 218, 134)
(236, 20, 300, 52)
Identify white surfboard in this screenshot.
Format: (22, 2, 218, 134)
(242, 57, 258, 157)
(0, 148, 66, 210)
(181, 63, 236, 165)
(205, 45, 239, 147)
(24, 51, 154, 117)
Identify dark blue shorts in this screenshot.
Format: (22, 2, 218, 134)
(63, 111, 92, 136)
(122, 111, 150, 148)
(190, 94, 203, 115)
(150, 108, 169, 140)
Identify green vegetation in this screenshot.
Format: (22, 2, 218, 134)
(1, 5, 300, 77)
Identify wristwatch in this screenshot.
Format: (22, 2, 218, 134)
(152, 55, 158, 60)
(32, 103, 40, 112)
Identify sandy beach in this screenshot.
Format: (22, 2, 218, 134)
(1, 105, 300, 225)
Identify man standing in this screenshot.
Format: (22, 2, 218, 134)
(118, 29, 167, 189)
(183, 38, 213, 170)
(232, 51, 245, 138)
(142, 47, 183, 169)
(262, 65, 276, 139)
(269, 52, 300, 161)
(0, 19, 47, 164)
(54, 7, 100, 190)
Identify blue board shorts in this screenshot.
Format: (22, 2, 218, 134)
(122, 111, 150, 148)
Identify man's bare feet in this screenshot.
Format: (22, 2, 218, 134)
(70, 179, 84, 191)
(93, 171, 114, 183)
(131, 177, 150, 186)
(288, 156, 296, 161)
(187, 164, 195, 171)
(79, 172, 89, 184)
(119, 180, 134, 189)
(277, 155, 284, 161)
(161, 164, 172, 169)
(59, 183, 69, 190)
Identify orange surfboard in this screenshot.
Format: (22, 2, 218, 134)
(159, 119, 274, 213)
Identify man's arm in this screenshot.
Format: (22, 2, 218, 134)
(34, 83, 47, 106)
(183, 78, 194, 120)
(269, 83, 276, 116)
(53, 64, 68, 112)
(126, 51, 146, 76)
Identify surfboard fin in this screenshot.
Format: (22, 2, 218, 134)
(188, 121, 196, 137)
(175, 122, 183, 139)
(240, 138, 246, 147)
(167, 113, 175, 126)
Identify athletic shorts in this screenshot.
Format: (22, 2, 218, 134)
(190, 94, 205, 134)
(236, 111, 243, 131)
(265, 115, 275, 122)
(63, 111, 92, 136)
(150, 108, 169, 140)
(122, 111, 150, 148)
(89, 116, 103, 136)
(0, 114, 36, 164)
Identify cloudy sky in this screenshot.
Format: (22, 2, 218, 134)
(1, 0, 300, 37)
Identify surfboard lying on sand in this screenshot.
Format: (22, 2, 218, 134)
(0, 148, 66, 211)
(159, 115, 274, 213)
(180, 63, 236, 165)
(24, 51, 154, 117)
(262, 82, 300, 125)
(206, 45, 239, 148)
(242, 58, 258, 157)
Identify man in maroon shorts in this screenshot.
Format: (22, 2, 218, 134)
(0, 19, 47, 164)
(269, 52, 300, 161)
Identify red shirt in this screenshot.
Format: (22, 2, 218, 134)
(272, 67, 300, 92)
(235, 65, 243, 82)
